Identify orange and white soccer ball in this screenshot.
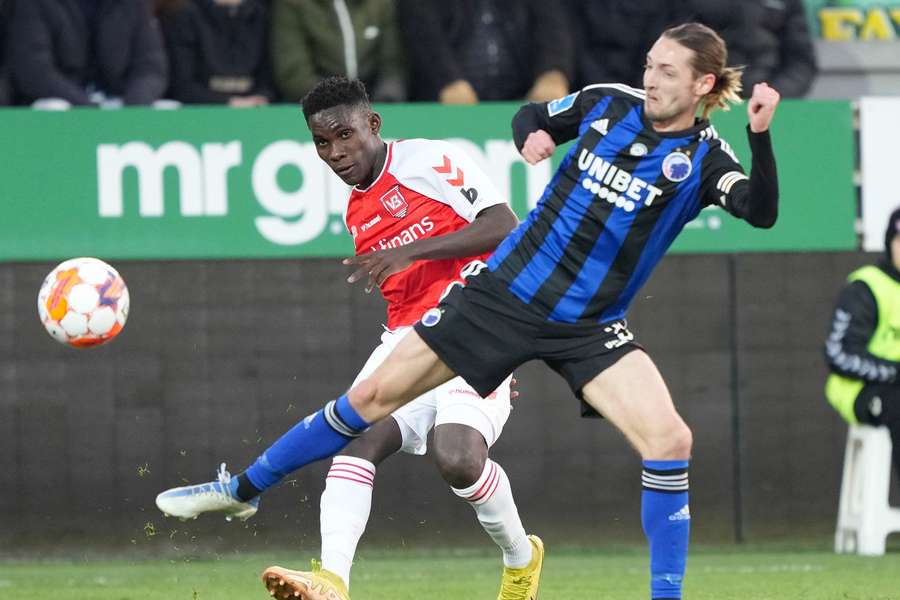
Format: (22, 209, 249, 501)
(37, 257, 129, 348)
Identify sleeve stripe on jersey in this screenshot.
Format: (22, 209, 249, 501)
(582, 82, 647, 100)
(717, 171, 748, 193)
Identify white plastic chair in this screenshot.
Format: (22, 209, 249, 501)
(835, 424, 900, 555)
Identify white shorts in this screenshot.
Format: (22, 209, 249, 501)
(350, 327, 512, 455)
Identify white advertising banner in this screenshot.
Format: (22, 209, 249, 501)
(860, 97, 900, 251)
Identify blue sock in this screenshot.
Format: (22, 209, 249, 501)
(244, 395, 369, 492)
(641, 459, 690, 600)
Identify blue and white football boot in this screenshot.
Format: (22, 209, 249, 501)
(156, 463, 259, 522)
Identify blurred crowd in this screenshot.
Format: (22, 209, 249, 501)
(0, 0, 818, 108)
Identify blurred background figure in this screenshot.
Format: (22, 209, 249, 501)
(740, 0, 818, 98)
(159, 0, 274, 106)
(685, 0, 817, 98)
(681, 0, 757, 93)
(396, 0, 572, 104)
(570, 0, 817, 100)
(271, 0, 405, 103)
(0, 0, 11, 105)
(9, 0, 168, 108)
(567, 0, 672, 91)
(825, 207, 900, 492)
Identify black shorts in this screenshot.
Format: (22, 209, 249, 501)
(413, 270, 642, 410)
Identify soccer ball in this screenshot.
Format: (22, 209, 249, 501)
(37, 257, 129, 348)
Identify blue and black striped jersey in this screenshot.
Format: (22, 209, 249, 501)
(491, 83, 777, 324)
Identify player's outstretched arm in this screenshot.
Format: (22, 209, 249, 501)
(720, 83, 781, 229)
(744, 83, 780, 228)
(343, 204, 518, 292)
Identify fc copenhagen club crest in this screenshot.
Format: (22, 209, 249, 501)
(662, 151, 692, 182)
(380, 185, 408, 218)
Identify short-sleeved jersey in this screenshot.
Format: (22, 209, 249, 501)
(491, 83, 751, 324)
(345, 138, 507, 329)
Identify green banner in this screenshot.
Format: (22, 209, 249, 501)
(0, 101, 854, 261)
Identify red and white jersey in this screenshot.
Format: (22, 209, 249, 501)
(344, 138, 507, 329)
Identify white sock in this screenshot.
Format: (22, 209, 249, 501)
(319, 456, 376, 589)
(452, 459, 532, 568)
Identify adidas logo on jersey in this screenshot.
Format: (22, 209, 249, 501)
(577, 149, 663, 213)
(590, 119, 609, 135)
(370, 216, 434, 251)
(668, 505, 691, 521)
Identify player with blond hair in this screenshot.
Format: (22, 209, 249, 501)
(158, 22, 780, 599)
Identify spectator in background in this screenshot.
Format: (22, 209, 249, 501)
(825, 207, 900, 492)
(0, 0, 12, 105)
(396, 0, 572, 103)
(9, 0, 167, 107)
(683, 0, 756, 84)
(271, 0, 405, 103)
(568, 0, 816, 99)
(567, 0, 672, 91)
(160, 0, 273, 106)
(684, 0, 816, 98)
(741, 0, 817, 98)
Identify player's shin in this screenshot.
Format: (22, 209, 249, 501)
(453, 459, 532, 568)
(242, 395, 370, 496)
(319, 456, 376, 589)
(641, 460, 690, 600)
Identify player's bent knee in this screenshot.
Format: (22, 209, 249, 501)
(350, 376, 412, 421)
(434, 446, 486, 488)
(646, 423, 693, 460)
(673, 424, 693, 457)
(346, 378, 394, 422)
(348, 378, 378, 406)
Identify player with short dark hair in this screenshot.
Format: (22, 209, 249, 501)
(159, 22, 780, 599)
(158, 76, 544, 600)
(300, 76, 369, 121)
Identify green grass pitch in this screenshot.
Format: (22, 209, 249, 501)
(2, 546, 899, 599)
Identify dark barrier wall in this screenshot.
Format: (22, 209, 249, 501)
(0, 252, 883, 554)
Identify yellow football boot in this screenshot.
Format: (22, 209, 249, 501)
(497, 534, 544, 600)
(261, 560, 350, 600)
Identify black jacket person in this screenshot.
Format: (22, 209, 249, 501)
(826, 207, 900, 486)
(9, 0, 167, 106)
